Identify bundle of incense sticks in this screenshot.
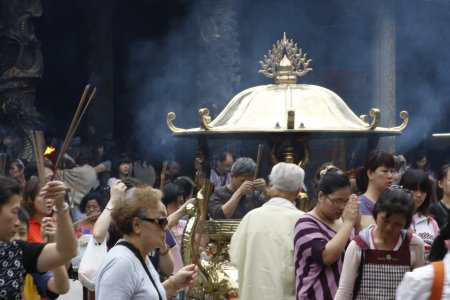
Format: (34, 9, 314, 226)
(159, 161, 168, 190)
(254, 144, 263, 178)
(72, 212, 101, 228)
(0, 153, 6, 176)
(53, 84, 96, 178)
(31, 131, 46, 188)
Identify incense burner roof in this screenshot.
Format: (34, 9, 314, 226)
(167, 33, 408, 137)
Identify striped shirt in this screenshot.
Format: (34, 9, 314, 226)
(294, 214, 352, 300)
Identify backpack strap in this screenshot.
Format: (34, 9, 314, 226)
(352, 236, 368, 299)
(353, 235, 369, 250)
(430, 260, 445, 300)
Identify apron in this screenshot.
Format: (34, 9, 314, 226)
(353, 231, 412, 300)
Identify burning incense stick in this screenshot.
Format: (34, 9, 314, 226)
(31, 131, 46, 188)
(254, 144, 263, 178)
(53, 84, 96, 178)
(159, 161, 168, 190)
(0, 153, 6, 176)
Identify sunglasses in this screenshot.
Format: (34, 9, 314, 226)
(140, 217, 168, 230)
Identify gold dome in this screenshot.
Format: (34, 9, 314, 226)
(167, 33, 408, 137)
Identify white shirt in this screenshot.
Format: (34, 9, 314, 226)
(396, 251, 450, 299)
(230, 197, 303, 300)
(96, 243, 166, 300)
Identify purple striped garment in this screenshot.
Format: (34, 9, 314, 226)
(294, 214, 352, 300)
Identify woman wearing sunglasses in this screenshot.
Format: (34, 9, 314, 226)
(96, 185, 197, 300)
(335, 187, 425, 300)
(294, 168, 361, 299)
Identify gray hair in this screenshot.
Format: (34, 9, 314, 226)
(231, 157, 256, 177)
(269, 162, 305, 192)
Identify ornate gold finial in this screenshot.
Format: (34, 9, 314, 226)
(389, 111, 409, 131)
(198, 108, 213, 130)
(167, 112, 186, 133)
(259, 32, 312, 84)
(361, 108, 380, 130)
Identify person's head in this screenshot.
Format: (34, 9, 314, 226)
(213, 151, 234, 175)
(315, 172, 351, 220)
(167, 160, 181, 177)
(111, 186, 167, 251)
(173, 176, 195, 200)
(162, 183, 185, 215)
(355, 150, 395, 194)
(79, 191, 106, 217)
(111, 153, 131, 179)
(9, 159, 25, 180)
(413, 151, 427, 170)
(399, 168, 433, 215)
(229, 157, 256, 190)
(0, 176, 22, 241)
(268, 162, 305, 201)
(372, 187, 415, 238)
(77, 146, 94, 166)
(12, 207, 30, 241)
(22, 177, 53, 218)
(24, 159, 55, 183)
(437, 164, 450, 199)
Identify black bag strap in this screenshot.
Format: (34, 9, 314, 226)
(117, 241, 163, 300)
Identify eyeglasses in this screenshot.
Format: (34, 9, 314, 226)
(325, 195, 349, 207)
(140, 217, 168, 230)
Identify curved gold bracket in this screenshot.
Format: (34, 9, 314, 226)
(167, 112, 186, 133)
(363, 108, 380, 130)
(198, 108, 213, 130)
(389, 110, 409, 131)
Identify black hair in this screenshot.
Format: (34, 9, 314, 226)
(0, 176, 20, 208)
(23, 159, 55, 181)
(317, 172, 351, 195)
(79, 191, 107, 214)
(173, 176, 195, 199)
(372, 188, 415, 229)
(18, 207, 30, 229)
(437, 164, 450, 182)
(162, 183, 184, 207)
(213, 151, 234, 163)
(355, 150, 395, 193)
(110, 153, 131, 178)
(429, 211, 450, 262)
(399, 168, 433, 216)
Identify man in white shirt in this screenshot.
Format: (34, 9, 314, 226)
(229, 162, 305, 300)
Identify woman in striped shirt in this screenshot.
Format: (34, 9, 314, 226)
(294, 170, 361, 299)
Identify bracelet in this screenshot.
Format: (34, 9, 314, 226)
(168, 275, 180, 291)
(159, 244, 170, 256)
(53, 203, 70, 215)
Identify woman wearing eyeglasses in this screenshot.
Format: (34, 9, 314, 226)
(96, 185, 197, 300)
(335, 187, 425, 300)
(355, 150, 395, 228)
(294, 169, 361, 299)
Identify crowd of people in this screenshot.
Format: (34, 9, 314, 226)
(1, 143, 450, 300)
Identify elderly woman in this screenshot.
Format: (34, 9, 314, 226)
(75, 190, 106, 238)
(295, 169, 361, 299)
(96, 185, 196, 299)
(0, 176, 77, 298)
(335, 187, 425, 300)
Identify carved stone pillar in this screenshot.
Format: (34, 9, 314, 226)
(196, 0, 241, 116)
(372, 0, 396, 152)
(0, 0, 43, 160)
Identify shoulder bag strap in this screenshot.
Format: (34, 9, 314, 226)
(352, 248, 365, 300)
(430, 260, 445, 300)
(117, 241, 163, 300)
